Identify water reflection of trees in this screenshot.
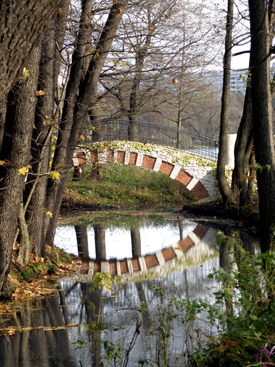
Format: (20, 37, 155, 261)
(0, 297, 76, 367)
(0, 225, 260, 366)
(75, 225, 89, 259)
(67, 226, 259, 364)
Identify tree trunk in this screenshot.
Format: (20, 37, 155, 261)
(0, 45, 41, 288)
(128, 27, 153, 141)
(45, 0, 129, 247)
(44, 0, 95, 243)
(131, 224, 141, 257)
(75, 225, 89, 258)
(26, 16, 58, 257)
(217, 0, 236, 206)
(94, 224, 106, 260)
(17, 200, 31, 265)
(232, 87, 254, 206)
(249, 0, 275, 252)
(0, 0, 59, 140)
(25, 0, 70, 257)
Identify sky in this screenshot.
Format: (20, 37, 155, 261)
(213, 0, 250, 71)
(231, 44, 250, 71)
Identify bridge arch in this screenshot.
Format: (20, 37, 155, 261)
(81, 141, 218, 201)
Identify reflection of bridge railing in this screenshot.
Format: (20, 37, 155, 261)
(82, 119, 218, 160)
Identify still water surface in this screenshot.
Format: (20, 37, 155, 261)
(0, 211, 259, 366)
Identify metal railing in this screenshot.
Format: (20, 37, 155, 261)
(81, 119, 218, 160)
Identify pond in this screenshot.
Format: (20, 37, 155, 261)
(0, 210, 259, 366)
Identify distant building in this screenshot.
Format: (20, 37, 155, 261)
(204, 70, 248, 95)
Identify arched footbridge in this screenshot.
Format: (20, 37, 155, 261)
(75, 140, 218, 201)
(74, 120, 221, 201)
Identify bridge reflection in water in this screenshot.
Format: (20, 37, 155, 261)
(58, 220, 258, 366)
(55, 216, 218, 281)
(0, 215, 260, 366)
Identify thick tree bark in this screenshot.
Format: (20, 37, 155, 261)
(0, 45, 41, 287)
(249, 0, 275, 252)
(0, 0, 59, 142)
(232, 87, 254, 206)
(217, 0, 236, 205)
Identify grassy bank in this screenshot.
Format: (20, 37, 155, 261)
(182, 199, 260, 229)
(62, 163, 194, 209)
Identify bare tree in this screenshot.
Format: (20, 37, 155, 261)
(96, 0, 222, 139)
(217, 0, 236, 205)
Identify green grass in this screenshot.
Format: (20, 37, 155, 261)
(63, 163, 194, 208)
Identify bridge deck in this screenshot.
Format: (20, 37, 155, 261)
(81, 119, 218, 160)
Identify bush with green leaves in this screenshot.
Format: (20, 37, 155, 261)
(189, 236, 275, 366)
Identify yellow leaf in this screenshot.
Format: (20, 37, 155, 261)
(36, 90, 45, 96)
(122, 63, 126, 68)
(46, 117, 54, 124)
(50, 171, 60, 180)
(18, 167, 28, 175)
(113, 59, 117, 65)
(22, 67, 29, 78)
(51, 136, 58, 142)
(46, 211, 52, 217)
(86, 135, 91, 140)
(0, 160, 9, 166)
